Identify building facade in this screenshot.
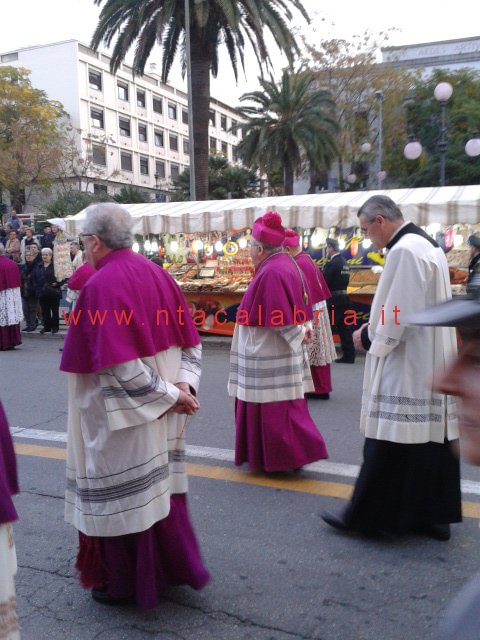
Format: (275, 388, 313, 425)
(382, 36, 480, 74)
(0, 40, 243, 204)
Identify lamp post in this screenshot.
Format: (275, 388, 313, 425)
(375, 90, 384, 188)
(434, 82, 453, 186)
(360, 142, 371, 189)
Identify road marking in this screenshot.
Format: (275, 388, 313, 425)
(12, 442, 480, 519)
(11, 426, 480, 498)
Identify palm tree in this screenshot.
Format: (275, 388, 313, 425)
(237, 68, 339, 195)
(91, 0, 310, 201)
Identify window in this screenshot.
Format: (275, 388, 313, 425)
(182, 108, 189, 125)
(169, 133, 178, 152)
(232, 146, 239, 162)
(221, 141, 228, 156)
(94, 184, 108, 195)
(155, 161, 165, 179)
(183, 138, 189, 155)
(140, 156, 149, 175)
(138, 123, 147, 142)
(220, 114, 227, 131)
(209, 110, 215, 127)
(90, 107, 104, 129)
(171, 163, 180, 180)
(117, 81, 129, 101)
(92, 145, 106, 166)
(231, 119, 238, 135)
(154, 129, 164, 147)
(137, 89, 146, 108)
(120, 151, 133, 171)
(168, 102, 177, 120)
(89, 69, 102, 91)
(209, 137, 217, 154)
(153, 95, 163, 114)
(119, 117, 131, 137)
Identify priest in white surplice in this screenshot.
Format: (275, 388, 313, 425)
(60, 203, 209, 607)
(322, 195, 461, 541)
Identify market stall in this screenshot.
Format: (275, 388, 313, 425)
(65, 185, 480, 335)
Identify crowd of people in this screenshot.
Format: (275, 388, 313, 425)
(2, 198, 480, 638)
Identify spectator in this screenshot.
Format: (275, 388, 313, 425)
(6, 210, 20, 232)
(33, 248, 61, 334)
(39, 225, 54, 251)
(5, 231, 20, 264)
(51, 222, 73, 282)
(20, 226, 40, 264)
(20, 244, 41, 332)
(323, 238, 355, 363)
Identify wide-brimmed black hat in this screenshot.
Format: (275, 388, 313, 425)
(409, 282, 480, 328)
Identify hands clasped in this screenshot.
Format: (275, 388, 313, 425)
(169, 382, 200, 416)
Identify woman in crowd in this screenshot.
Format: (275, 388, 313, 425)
(33, 248, 61, 334)
(5, 232, 20, 264)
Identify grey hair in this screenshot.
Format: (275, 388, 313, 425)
(41, 247, 53, 256)
(251, 238, 280, 252)
(70, 241, 80, 249)
(83, 203, 133, 249)
(357, 195, 404, 222)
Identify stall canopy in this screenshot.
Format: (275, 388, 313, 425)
(64, 185, 480, 235)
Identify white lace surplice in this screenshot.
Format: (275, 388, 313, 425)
(0, 288, 23, 327)
(0, 523, 20, 640)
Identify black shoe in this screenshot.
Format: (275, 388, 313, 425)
(91, 586, 134, 606)
(414, 524, 451, 541)
(52, 329, 59, 334)
(321, 511, 351, 532)
(39, 329, 51, 334)
(305, 392, 330, 400)
(335, 357, 355, 364)
(22, 327, 34, 332)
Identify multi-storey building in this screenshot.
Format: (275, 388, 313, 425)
(0, 39, 243, 203)
(382, 36, 480, 74)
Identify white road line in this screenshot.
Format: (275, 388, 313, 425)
(10, 426, 480, 497)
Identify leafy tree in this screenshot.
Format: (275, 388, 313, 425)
(398, 69, 480, 187)
(237, 68, 339, 195)
(171, 155, 259, 201)
(113, 185, 152, 203)
(304, 32, 418, 190)
(90, 0, 309, 201)
(0, 67, 66, 211)
(45, 190, 111, 218)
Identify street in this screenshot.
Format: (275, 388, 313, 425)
(3, 334, 480, 640)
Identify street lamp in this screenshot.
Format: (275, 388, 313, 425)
(404, 82, 480, 184)
(360, 142, 371, 189)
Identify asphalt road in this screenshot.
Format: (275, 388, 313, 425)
(3, 334, 480, 640)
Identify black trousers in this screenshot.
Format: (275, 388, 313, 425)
(327, 295, 355, 360)
(39, 296, 60, 332)
(22, 296, 38, 330)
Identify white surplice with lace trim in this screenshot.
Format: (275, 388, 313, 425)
(0, 288, 23, 327)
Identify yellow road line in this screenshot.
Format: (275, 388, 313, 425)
(15, 443, 480, 519)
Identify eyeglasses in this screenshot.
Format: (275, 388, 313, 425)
(79, 233, 95, 241)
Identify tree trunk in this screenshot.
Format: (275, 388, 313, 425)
(283, 157, 294, 195)
(190, 36, 211, 201)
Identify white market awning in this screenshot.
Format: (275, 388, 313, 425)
(64, 185, 480, 235)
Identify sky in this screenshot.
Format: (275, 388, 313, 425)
(2, 0, 479, 103)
